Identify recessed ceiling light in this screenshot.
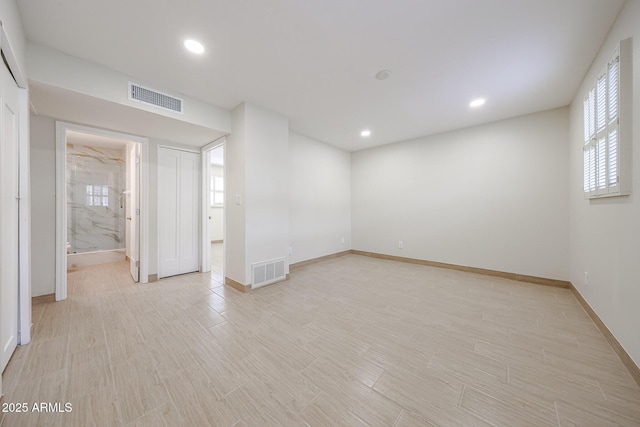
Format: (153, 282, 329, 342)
(375, 70, 391, 80)
(361, 129, 371, 137)
(469, 98, 486, 108)
(184, 39, 205, 54)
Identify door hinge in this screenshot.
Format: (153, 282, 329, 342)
(136, 261, 140, 268)
(136, 208, 140, 215)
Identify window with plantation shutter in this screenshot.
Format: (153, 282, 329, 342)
(582, 39, 631, 198)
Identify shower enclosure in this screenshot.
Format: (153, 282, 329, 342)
(66, 143, 125, 263)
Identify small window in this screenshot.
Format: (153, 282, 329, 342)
(210, 176, 224, 207)
(86, 184, 109, 207)
(583, 39, 631, 198)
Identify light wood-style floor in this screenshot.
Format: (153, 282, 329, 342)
(1, 254, 639, 426)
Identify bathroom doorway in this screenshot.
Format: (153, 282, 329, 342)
(55, 122, 149, 300)
(201, 139, 225, 283)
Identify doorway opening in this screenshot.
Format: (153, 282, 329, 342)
(201, 139, 225, 283)
(55, 122, 149, 300)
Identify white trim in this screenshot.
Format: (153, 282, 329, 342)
(157, 144, 200, 154)
(201, 146, 211, 273)
(140, 139, 149, 283)
(55, 123, 67, 300)
(55, 122, 150, 300)
(201, 137, 226, 152)
(18, 87, 30, 344)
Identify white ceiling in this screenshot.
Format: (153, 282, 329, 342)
(18, 0, 624, 151)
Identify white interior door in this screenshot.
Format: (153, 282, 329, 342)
(179, 151, 200, 273)
(0, 61, 20, 373)
(158, 147, 180, 278)
(158, 147, 200, 278)
(201, 148, 212, 273)
(127, 142, 140, 282)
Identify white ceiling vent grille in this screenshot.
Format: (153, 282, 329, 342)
(251, 257, 286, 289)
(128, 82, 183, 114)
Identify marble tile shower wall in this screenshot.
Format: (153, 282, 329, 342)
(67, 144, 125, 253)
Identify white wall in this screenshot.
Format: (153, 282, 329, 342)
(569, 0, 640, 367)
(244, 103, 290, 280)
(352, 108, 570, 280)
(289, 132, 351, 264)
(30, 115, 56, 296)
(225, 102, 290, 285)
(225, 105, 247, 284)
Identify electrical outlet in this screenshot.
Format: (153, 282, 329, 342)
(288, 246, 293, 255)
(341, 237, 345, 244)
(398, 241, 404, 249)
(584, 271, 589, 287)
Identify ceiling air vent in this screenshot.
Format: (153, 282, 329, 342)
(128, 82, 183, 114)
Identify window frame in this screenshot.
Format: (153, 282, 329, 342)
(86, 184, 109, 207)
(583, 39, 631, 199)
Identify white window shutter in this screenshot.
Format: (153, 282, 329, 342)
(588, 145, 596, 194)
(608, 55, 619, 122)
(597, 137, 607, 191)
(588, 89, 595, 140)
(608, 128, 618, 190)
(596, 75, 607, 132)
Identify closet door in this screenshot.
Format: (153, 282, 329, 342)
(158, 147, 199, 278)
(179, 151, 200, 273)
(0, 60, 19, 373)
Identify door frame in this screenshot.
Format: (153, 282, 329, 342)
(200, 137, 226, 274)
(55, 122, 149, 300)
(125, 141, 141, 282)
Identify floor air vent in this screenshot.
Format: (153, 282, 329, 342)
(251, 257, 286, 289)
(129, 82, 183, 113)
